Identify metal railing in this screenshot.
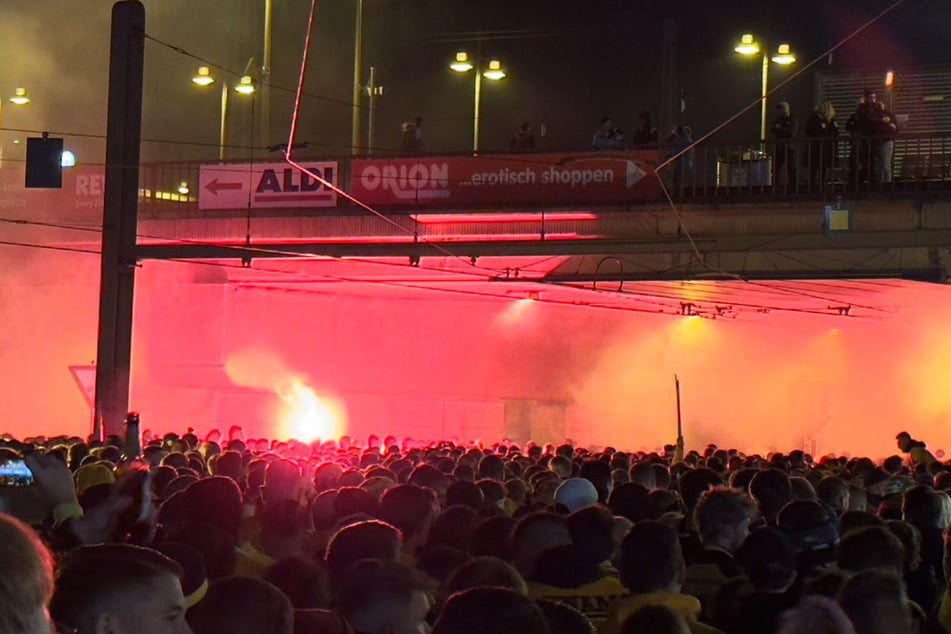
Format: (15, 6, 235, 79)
(138, 132, 951, 217)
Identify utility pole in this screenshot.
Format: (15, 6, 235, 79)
(93, 0, 145, 437)
(351, 0, 364, 155)
(261, 0, 273, 150)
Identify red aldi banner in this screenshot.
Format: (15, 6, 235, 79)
(351, 151, 662, 208)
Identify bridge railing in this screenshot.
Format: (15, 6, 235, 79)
(138, 132, 951, 218)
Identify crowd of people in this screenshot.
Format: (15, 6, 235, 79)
(1, 422, 949, 634)
(773, 88, 899, 189)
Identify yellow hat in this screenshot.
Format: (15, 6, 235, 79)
(74, 463, 116, 495)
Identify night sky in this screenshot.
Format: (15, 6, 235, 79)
(1, 0, 949, 165)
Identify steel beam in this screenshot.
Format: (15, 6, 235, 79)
(132, 229, 951, 261)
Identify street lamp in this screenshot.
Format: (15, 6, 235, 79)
(0, 87, 32, 166)
(734, 34, 796, 141)
(192, 66, 255, 161)
(450, 52, 506, 153)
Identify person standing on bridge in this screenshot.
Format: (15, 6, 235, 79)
(804, 101, 839, 188)
(401, 116, 423, 154)
(771, 102, 799, 189)
(510, 122, 536, 151)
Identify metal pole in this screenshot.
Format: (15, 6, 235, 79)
(219, 81, 228, 161)
(94, 0, 145, 437)
(351, 0, 364, 155)
(760, 53, 769, 142)
(261, 0, 272, 150)
(367, 66, 376, 155)
(473, 67, 482, 153)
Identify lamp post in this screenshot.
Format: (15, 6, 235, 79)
(192, 67, 256, 161)
(734, 34, 796, 142)
(0, 87, 31, 166)
(352, 0, 364, 155)
(450, 52, 506, 153)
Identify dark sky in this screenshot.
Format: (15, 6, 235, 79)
(1, 0, 948, 165)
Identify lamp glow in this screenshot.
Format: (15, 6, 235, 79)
(235, 75, 256, 95)
(192, 66, 215, 86)
(9, 88, 30, 105)
(772, 43, 796, 65)
(177, 181, 190, 195)
(60, 150, 76, 168)
(450, 52, 474, 73)
(483, 60, 506, 81)
(734, 34, 760, 56)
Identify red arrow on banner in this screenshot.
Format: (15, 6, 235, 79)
(205, 178, 244, 196)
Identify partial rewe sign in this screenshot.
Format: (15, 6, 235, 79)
(199, 161, 338, 210)
(350, 151, 662, 207)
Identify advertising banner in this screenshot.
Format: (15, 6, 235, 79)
(351, 151, 662, 207)
(199, 161, 338, 210)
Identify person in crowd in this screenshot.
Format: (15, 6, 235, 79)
(886, 519, 936, 613)
(337, 560, 435, 634)
(50, 544, 192, 634)
(804, 100, 839, 188)
(872, 100, 898, 185)
(620, 605, 691, 634)
(632, 111, 659, 146)
(379, 484, 439, 564)
(536, 599, 597, 634)
(592, 116, 625, 150)
(771, 101, 799, 188)
(325, 519, 403, 578)
(263, 555, 334, 610)
(721, 526, 801, 634)
(684, 488, 755, 622)
(602, 520, 723, 634)
(0, 512, 54, 634)
(666, 125, 695, 194)
(816, 476, 850, 516)
(838, 570, 914, 634)
(511, 122, 536, 151)
(433, 587, 550, 634)
(775, 595, 856, 634)
(750, 468, 794, 525)
(444, 556, 527, 597)
(847, 90, 880, 188)
(897, 431, 936, 467)
(234, 498, 310, 578)
(512, 511, 573, 577)
(188, 576, 293, 634)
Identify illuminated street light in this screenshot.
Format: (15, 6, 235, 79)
(772, 44, 796, 65)
(235, 75, 256, 95)
(734, 34, 760, 56)
(192, 66, 215, 87)
(192, 67, 254, 160)
(735, 34, 797, 141)
(0, 87, 31, 166)
(9, 88, 30, 105)
(450, 52, 474, 73)
(483, 60, 506, 81)
(451, 52, 507, 153)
